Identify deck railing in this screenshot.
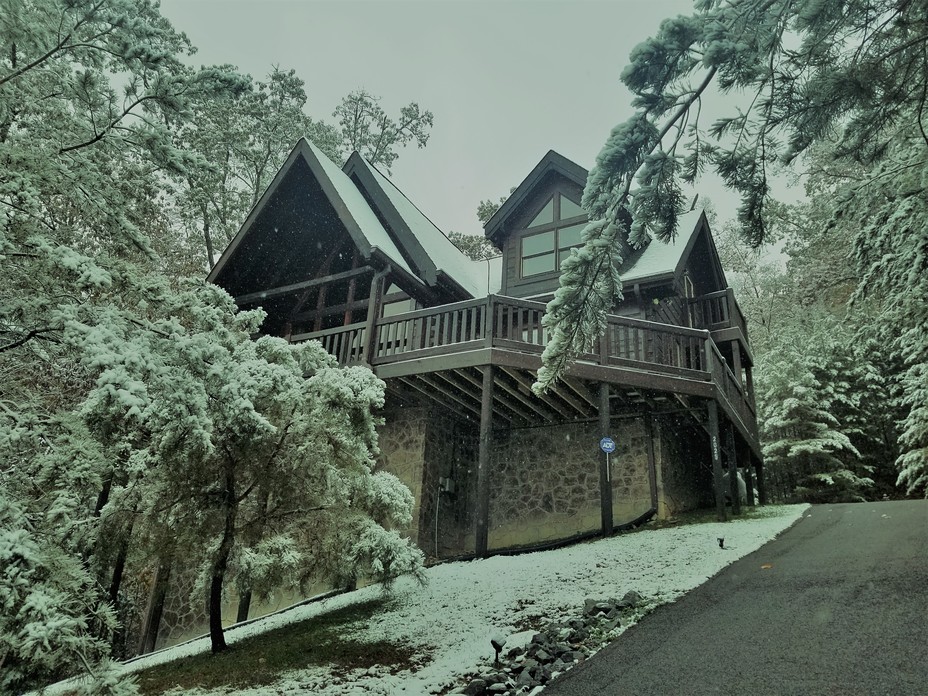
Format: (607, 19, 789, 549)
(691, 288, 749, 342)
(706, 340, 756, 435)
(295, 294, 754, 428)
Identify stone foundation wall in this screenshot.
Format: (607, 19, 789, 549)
(486, 418, 654, 550)
(609, 418, 656, 524)
(654, 414, 713, 517)
(420, 410, 479, 558)
(376, 404, 429, 544)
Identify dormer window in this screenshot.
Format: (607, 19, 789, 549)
(520, 194, 587, 277)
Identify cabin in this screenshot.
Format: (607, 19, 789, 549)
(208, 139, 765, 560)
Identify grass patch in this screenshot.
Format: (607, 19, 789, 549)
(134, 598, 424, 695)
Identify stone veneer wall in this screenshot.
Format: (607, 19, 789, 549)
(419, 410, 479, 558)
(653, 413, 713, 517)
(486, 418, 655, 551)
(376, 405, 429, 544)
(609, 417, 657, 523)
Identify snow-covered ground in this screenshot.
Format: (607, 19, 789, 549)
(87, 505, 809, 695)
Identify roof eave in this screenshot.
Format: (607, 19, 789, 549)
(483, 150, 589, 244)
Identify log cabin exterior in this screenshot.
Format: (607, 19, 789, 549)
(208, 139, 765, 559)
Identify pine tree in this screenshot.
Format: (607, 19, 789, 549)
(536, 0, 928, 495)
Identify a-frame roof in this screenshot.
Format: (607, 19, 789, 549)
(620, 209, 726, 288)
(344, 153, 495, 298)
(207, 138, 415, 291)
(483, 150, 589, 244)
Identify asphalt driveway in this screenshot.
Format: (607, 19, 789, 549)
(544, 500, 928, 696)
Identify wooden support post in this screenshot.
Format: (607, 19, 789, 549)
(599, 382, 613, 536)
(475, 365, 494, 557)
(755, 453, 768, 505)
(726, 423, 741, 516)
(362, 268, 388, 364)
(644, 413, 659, 510)
(730, 340, 742, 387)
(745, 365, 755, 404)
(708, 400, 726, 521)
(743, 440, 756, 506)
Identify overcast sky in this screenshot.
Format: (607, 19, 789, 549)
(160, 0, 755, 238)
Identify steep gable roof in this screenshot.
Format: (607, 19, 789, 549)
(207, 138, 415, 290)
(619, 210, 722, 285)
(344, 152, 498, 298)
(483, 150, 589, 245)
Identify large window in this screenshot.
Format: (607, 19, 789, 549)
(520, 194, 587, 277)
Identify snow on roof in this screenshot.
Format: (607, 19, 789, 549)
(307, 142, 415, 277)
(619, 209, 703, 283)
(361, 159, 492, 297)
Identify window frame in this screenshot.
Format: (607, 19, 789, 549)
(519, 194, 587, 278)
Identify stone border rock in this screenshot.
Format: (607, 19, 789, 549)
(449, 591, 647, 695)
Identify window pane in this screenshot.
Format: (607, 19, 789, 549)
(522, 230, 555, 256)
(560, 195, 585, 219)
(558, 222, 586, 249)
(527, 198, 554, 227)
(522, 252, 555, 276)
(558, 248, 576, 268)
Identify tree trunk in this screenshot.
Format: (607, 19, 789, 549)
(203, 209, 215, 270)
(209, 464, 237, 653)
(235, 488, 270, 624)
(236, 591, 252, 624)
(106, 520, 134, 654)
(139, 555, 173, 655)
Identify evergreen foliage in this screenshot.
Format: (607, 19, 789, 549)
(539, 0, 928, 495)
(0, 0, 428, 686)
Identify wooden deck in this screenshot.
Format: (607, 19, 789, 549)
(292, 294, 759, 454)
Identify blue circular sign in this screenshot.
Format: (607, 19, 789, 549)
(600, 437, 616, 453)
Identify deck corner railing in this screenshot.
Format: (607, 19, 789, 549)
(294, 294, 756, 433)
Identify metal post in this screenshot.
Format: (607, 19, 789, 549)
(599, 382, 613, 536)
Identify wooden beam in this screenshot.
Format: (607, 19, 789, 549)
(491, 373, 557, 423)
(343, 247, 360, 325)
(362, 270, 388, 363)
(742, 437, 756, 506)
(563, 376, 598, 410)
(291, 292, 408, 323)
(454, 368, 535, 423)
(599, 382, 614, 536)
(755, 452, 768, 505)
(548, 380, 594, 418)
(475, 366, 494, 557)
(726, 422, 741, 516)
(498, 366, 571, 421)
(234, 266, 373, 306)
(730, 339, 742, 388)
(644, 413, 659, 510)
(396, 377, 476, 423)
(708, 400, 726, 521)
(416, 374, 483, 419)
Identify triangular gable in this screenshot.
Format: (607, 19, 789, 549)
(619, 210, 727, 290)
(483, 150, 589, 245)
(344, 153, 496, 299)
(208, 139, 415, 292)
